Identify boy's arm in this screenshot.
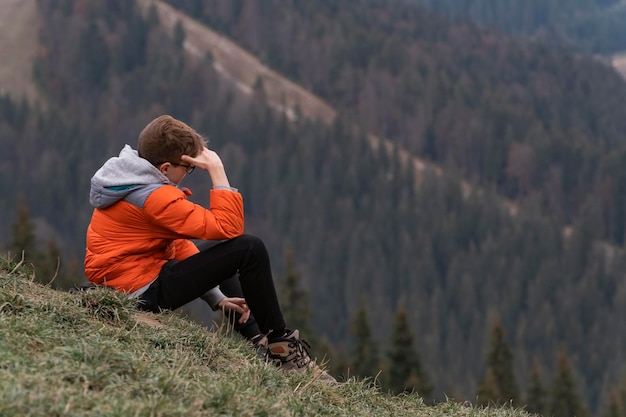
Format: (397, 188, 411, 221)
(200, 288, 227, 311)
(145, 147, 244, 239)
(145, 187, 244, 240)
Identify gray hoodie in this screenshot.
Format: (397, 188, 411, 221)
(90, 144, 173, 209)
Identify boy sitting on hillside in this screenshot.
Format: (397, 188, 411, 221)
(84, 114, 335, 383)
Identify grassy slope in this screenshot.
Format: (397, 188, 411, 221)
(0, 259, 532, 417)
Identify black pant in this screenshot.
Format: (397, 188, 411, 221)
(138, 234, 286, 336)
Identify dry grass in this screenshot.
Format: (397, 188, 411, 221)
(0, 256, 534, 417)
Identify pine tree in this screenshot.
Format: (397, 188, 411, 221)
(9, 195, 36, 263)
(604, 390, 623, 417)
(36, 238, 61, 285)
(315, 336, 341, 379)
(278, 245, 313, 339)
(525, 358, 547, 416)
(349, 300, 380, 381)
(549, 350, 588, 417)
(329, 343, 350, 382)
(174, 20, 186, 50)
(476, 314, 519, 407)
(387, 304, 433, 400)
(603, 378, 626, 417)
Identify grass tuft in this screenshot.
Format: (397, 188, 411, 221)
(0, 258, 533, 416)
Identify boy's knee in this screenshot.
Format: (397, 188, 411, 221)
(238, 234, 266, 251)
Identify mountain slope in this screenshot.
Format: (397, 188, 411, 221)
(0, 259, 532, 417)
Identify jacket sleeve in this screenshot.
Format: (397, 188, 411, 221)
(144, 186, 244, 240)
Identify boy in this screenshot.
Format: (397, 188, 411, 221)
(84, 115, 335, 383)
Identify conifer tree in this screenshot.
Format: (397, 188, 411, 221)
(525, 358, 547, 416)
(604, 389, 624, 417)
(278, 245, 313, 339)
(602, 378, 626, 417)
(315, 336, 342, 378)
(174, 20, 186, 50)
(549, 350, 588, 417)
(37, 238, 61, 285)
(9, 195, 36, 263)
(328, 342, 350, 382)
(387, 304, 433, 400)
(476, 314, 519, 407)
(349, 300, 380, 381)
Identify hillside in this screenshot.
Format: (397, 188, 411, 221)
(0, 259, 531, 417)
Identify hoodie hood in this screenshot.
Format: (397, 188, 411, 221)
(90, 145, 172, 208)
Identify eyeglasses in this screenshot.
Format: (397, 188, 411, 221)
(157, 162, 195, 174)
(171, 163, 195, 174)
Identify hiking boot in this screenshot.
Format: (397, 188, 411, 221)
(250, 333, 269, 361)
(268, 329, 338, 384)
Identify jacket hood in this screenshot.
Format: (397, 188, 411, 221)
(90, 145, 172, 208)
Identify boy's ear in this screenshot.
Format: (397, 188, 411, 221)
(158, 162, 170, 174)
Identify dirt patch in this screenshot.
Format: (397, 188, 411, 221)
(0, 0, 40, 102)
(134, 312, 164, 328)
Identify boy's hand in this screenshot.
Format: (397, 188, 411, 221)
(217, 297, 250, 323)
(181, 148, 230, 187)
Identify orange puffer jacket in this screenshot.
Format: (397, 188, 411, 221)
(84, 145, 244, 293)
(85, 186, 244, 292)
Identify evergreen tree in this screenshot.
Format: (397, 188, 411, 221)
(603, 380, 626, 417)
(476, 314, 519, 407)
(604, 390, 623, 417)
(387, 304, 432, 400)
(549, 350, 588, 417)
(278, 245, 313, 339)
(36, 238, 61, 285)
(9, 196, 36, 263)
(328, 343, 350, 383)
(348, 300, 380, 381)
(174, 20, 186, 50)
(525, 358, 547, 416)
(315, 336, 340, 379)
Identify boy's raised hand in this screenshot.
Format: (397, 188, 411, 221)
(181, 147, 230, 187)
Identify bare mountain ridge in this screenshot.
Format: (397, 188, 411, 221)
(137, 0, 336, 126)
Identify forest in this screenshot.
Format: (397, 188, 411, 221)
(1, 1, 626, 416)
(403, 0, 626, 54)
